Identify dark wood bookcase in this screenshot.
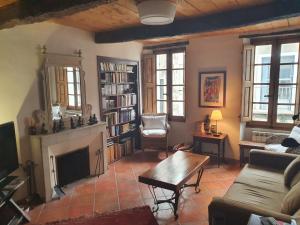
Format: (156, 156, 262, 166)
(97, 56, 140, 164)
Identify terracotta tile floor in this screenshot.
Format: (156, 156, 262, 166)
(27, 150, 241, 225)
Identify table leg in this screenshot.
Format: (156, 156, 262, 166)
(174, 190, 180, 219)
(222, 140, 225, 164)
(240, 146, 244, 167)
(218, 142, 221, 167)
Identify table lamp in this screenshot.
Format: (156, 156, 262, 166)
(210, 110, 223, 136)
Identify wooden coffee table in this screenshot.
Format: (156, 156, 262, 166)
(138, 151, 210, 219)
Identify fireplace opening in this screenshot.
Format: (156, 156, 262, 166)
(56, 147, 90, 186)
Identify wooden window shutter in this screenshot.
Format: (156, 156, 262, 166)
(142, 54, 156, 113)
(55, 66, 68, 107)
(241, 45, 255, 122)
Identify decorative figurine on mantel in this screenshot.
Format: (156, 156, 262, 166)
(93, 114, 98, 124)
(41, 123, 48, 134)
(52, 120, 57, 133)
(58, 116, 65, 131)
(77, 116, 82, 127)
(70, 117, 76, 129)
(88, 114, 98, 125)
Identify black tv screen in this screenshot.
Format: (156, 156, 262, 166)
(0, 122, 19, 181)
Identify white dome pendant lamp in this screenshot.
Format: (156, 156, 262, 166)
(137, 0, 177, 25)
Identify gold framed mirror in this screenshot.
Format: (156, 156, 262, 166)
(41, 52, 87, 126)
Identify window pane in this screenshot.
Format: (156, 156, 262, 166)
(77, 95, 81, 106)
(67, 72, 74, 82)
(156, 70, 167, 85)
(172, 52, 184, 69)
(68, 95, 75, 106)
(68, 84, 74, 94)
(279, 64, 298, 83)
(254, 65, 270, 83)
(277, 105, 295, 124)
(66, 67, 73, 72)
(76, 71, 80, 83)
(255, 45, 272, 64)
(157, 86, 167, 100)
(252, 103, 268, 122)
(77, 84, 81, 94)
(280, 43, 299, 63)
(277, 85, 296, 104)
(156, 54, 167, 69)
(172, 86, 184, 101)
(157, 101, 167, 113)
(172, 70, 184, 85)
(253, 85, 269, 103)
(172, 102, 184, 116)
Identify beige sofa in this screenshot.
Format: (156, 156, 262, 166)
(209, 150, 300, 225)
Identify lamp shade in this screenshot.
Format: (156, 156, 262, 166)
(211, 110, 223, 121)
(137, 0, 176, 25)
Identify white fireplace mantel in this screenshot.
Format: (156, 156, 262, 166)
(30, 122, 107, 202)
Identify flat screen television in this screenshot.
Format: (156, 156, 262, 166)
(0, 122, 19, 181)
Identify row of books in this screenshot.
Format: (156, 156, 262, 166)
(101, 84, 131, 96)
(100, 72, 134, 83)
(99, 62, 133, 73)
(106, 138, 134, 164)
(102, 94, 137, 110)
(104, 109, 136, 126)
(107, 123, 134, 137)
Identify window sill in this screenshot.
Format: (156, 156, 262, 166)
(246, 122, 293, 131)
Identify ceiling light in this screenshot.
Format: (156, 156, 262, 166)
(137, 0, 177, 25)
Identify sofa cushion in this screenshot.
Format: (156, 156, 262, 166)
(235, 164, 288, 193)
(142, 129, 166, 138)
(265, 144, 288, 153)
(284, 156, 300, 188)
(224, 183, 286, 212)
(291, 172, 300, 187)
(281, 181, 300, 215)
(142, 115, 166, 130)
(289, 126, 300, 144)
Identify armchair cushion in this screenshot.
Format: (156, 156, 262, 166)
(281, 182, 300, 215)
(142, 115, 166, 130)
(284, 156, 300, 188)
(142, 129, 167, 138)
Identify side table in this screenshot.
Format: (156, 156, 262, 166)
(193, 132, 227, 167)
(239, 141, 265, 167)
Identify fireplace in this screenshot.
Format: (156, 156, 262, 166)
(30, 122, 107, 202)
(56, 147, 90, 186)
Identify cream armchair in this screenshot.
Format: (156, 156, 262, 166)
(140, 113, 170, 157)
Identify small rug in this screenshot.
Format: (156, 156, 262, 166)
(45, 206, 158, 225)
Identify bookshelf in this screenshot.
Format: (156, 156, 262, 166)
(97, 56, 140, 164)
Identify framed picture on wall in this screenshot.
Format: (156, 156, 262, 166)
(199, 71, 226, 108)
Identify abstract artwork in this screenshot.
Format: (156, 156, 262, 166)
(199, 71, 226, 107)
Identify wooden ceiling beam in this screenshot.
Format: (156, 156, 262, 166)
(95, 0, 300, 43)
(0, 0, 115, 30)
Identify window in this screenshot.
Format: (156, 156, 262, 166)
(155, 50, 185, 120)
(244, 39, 300, 128)
(66, 67, 81, 110)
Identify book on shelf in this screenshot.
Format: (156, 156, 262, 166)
(101, 84, 131, 96)
(104, 109, 136, 127)
(101, 72, 133, 83)
(102, 94, 136, 111)
(99, 62, 133, 73)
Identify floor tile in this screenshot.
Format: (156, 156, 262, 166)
(28, 150, 240, 225)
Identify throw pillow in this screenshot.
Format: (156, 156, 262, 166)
(281, 181, 300, 215)
(284, 156, 300, 188)
(282, 138, 300, 148)
(289, 126, 300, 144)
(142, 115, 166, 130)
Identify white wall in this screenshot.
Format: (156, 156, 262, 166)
(0, 21, 142, 198)
(168, 34, 243, 160)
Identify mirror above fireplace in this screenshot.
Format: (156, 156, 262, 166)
(40, 50, 87, 125)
